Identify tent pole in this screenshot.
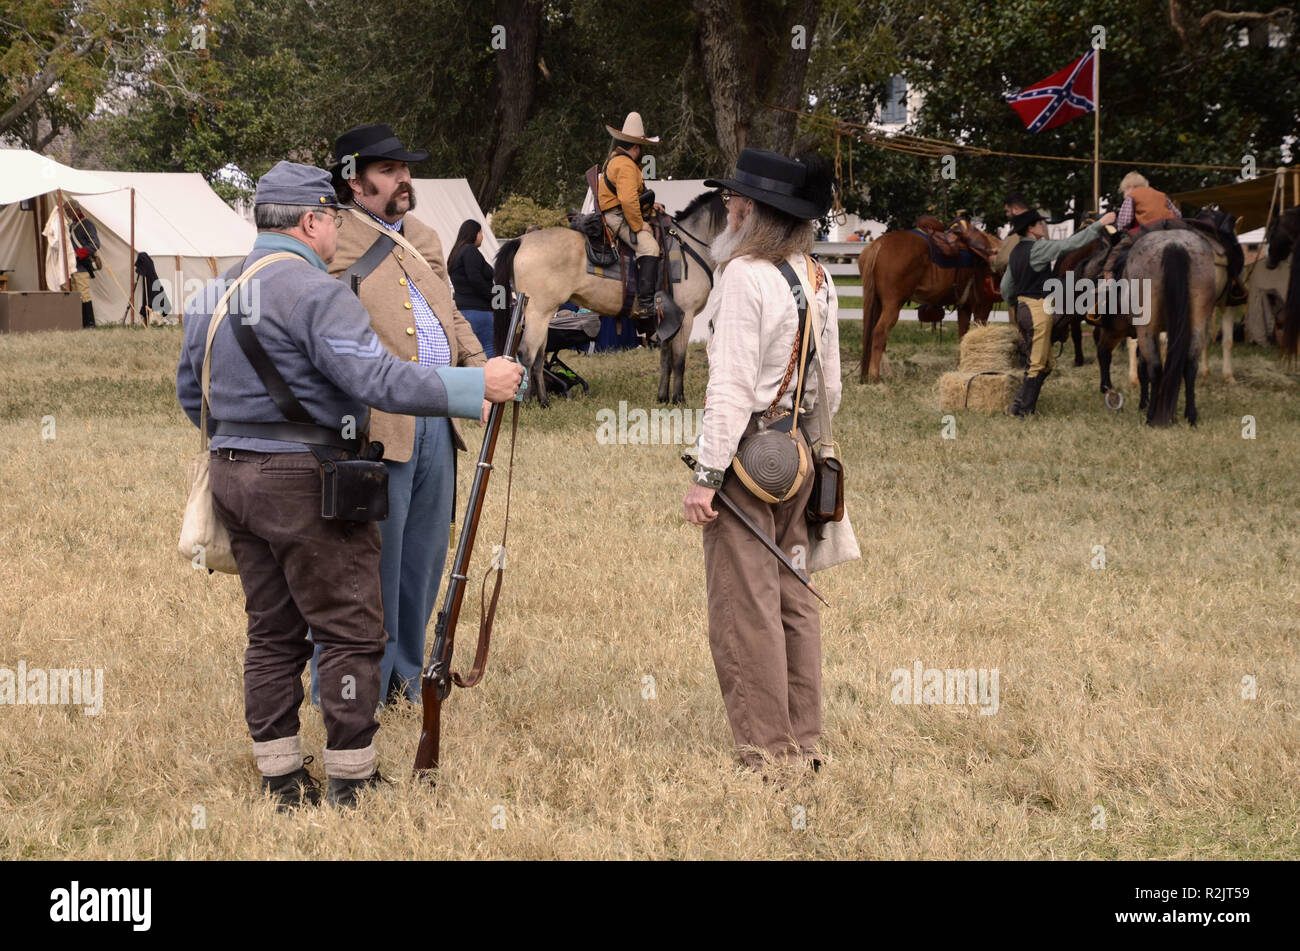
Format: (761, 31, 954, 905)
(32, 192, 48, 290)
(126, 186, 137, 324)
(55, 189, 69, 289)
(176, 256, 183, 326)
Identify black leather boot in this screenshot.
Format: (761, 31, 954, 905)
(327, 770, 387, 808)
(1008, 377, 1032, 417)
(635, 256, 660, 328)
(81, 300, 96, 328)
(1020, 370, 1050, 416)
(262, 758, 322, 811)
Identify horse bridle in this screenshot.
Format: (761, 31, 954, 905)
(665, 217, 715, 287)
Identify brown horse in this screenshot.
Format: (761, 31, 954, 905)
(858, 218, 1001, 382)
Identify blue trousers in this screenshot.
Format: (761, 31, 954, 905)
(312, 415, 456, 705)
(461, 308, 496, 359)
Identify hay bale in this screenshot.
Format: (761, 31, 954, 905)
(939, 370, 1024, 413)
(957, 324, 1021, 373)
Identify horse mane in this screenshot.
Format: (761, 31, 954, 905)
(678, 190, 726, 234)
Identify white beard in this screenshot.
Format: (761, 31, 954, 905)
(710, 211, 754, 270)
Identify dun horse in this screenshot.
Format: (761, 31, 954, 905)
(858, 219, 1001, 383)
(492, 191, 728, 406)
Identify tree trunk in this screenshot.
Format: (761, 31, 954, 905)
(474, 0, 543, 210)
(693, 0, 822, 169)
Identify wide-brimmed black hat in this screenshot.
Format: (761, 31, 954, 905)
(705, 149, 832, 220)
(330, 124, 429, 178)
(1011, 208, 1044, 235)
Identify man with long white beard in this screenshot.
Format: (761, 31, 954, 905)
(684, 150, 843, 774)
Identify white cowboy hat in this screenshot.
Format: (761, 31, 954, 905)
(605, 112, 660, 146)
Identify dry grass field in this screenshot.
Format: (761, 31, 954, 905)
(2, 322, 1297, 860)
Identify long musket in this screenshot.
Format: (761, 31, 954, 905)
(681, 453, 829, 606)
(414, 291, 528, 775)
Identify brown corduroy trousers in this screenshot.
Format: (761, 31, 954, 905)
(702, 464, 822, 768)
(209, 449, 384, 755)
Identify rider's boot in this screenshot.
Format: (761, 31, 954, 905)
(635, 256, 661, 336)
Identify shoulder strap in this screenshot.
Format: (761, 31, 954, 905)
(199, 252, 299, 449)
(774, 259, 814, 420)
(800, 253, 836, 453)
(339, 232, 396, 292)
(347, 207, 427, 269)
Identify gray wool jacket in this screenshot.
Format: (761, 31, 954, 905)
(177, 234, 485, 452)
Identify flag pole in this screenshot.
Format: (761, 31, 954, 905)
(1092, 47, 1100, 214)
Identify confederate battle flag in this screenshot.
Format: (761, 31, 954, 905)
(1005, 50, 1097, 132)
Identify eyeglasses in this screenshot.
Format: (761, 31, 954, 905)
(316, 211, 344, 228)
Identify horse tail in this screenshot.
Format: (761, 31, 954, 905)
(1283, 238, 1300, 360)
(1152, 243, 1191, 425)
(859, 241, 881, 381)
(493, 237, 520, 294)
(492, 238, 522, 355)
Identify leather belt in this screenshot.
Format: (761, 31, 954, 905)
(213, 420, 358, 451)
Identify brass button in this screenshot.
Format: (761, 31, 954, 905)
(406, 327, 415, 335)
(398, 252, 404, 261)
(404, 302, 412, 310)
(409, 355, 418, 362)
(399, 277, 408, 286)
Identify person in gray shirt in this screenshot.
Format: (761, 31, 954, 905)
(176, 161, 523, 808)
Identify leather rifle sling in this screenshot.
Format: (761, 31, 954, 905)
(451, 399, 519, 689)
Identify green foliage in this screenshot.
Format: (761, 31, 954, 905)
(834, 0, 1300, 228)
(490, 194, 567, 237)
(0, 0, 227, 149)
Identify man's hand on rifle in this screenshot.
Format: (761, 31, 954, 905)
(484, 356, 525, 403)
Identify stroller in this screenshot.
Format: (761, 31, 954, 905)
(543, 305, 601, 398)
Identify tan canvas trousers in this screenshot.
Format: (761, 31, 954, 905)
(702, 453, 822, 768)
(1018, 297, 1056, 379)
(69, 270, 92, 303)
(603, 209, 659, 259)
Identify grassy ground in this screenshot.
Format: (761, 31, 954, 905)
(1, 323, 1297, 859)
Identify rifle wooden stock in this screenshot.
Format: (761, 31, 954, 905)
(414, 292, 528, 775)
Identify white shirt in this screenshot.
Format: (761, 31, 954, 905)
(698, 252, 842, 473)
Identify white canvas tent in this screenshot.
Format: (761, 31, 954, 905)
(0, 150, 255, 324)
(407, 178, 500, 264)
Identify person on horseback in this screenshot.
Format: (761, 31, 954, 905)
(597, 112, 666, 334)
(1103, 171, 1182, 279)
(1001, 207, 1115, 416)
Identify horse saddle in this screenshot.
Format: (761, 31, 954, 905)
(570, 211, 620, 268)
(911, 225, 976, 268)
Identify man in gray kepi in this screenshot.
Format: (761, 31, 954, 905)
(176, 161, 523, 808)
